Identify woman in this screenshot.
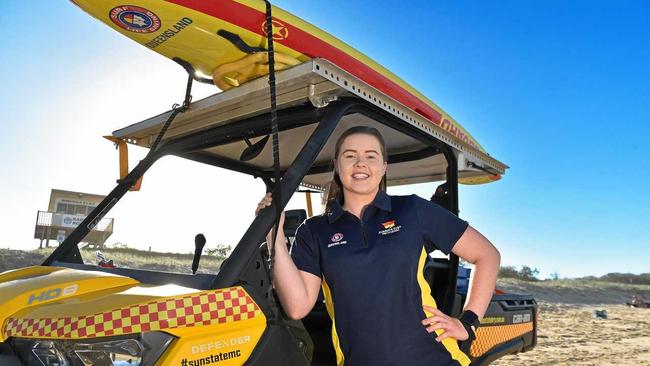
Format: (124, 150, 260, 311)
(256, 126, 500, 366)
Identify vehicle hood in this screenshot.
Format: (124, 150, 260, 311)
(0, 266, 206, 342)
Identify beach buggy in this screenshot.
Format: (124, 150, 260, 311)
(0, 1, 537, 365)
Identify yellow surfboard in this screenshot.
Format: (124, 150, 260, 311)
(71, 0, 500, 183)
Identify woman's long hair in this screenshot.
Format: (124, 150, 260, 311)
(325, 126, 388, 210)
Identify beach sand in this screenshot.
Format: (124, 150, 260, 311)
(492, 279, 650, 366)
(493, 303, 650, 365)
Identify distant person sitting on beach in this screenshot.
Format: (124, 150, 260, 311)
(628, 294, 649, 308)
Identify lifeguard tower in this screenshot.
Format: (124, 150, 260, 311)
(34, 189, 114, 248)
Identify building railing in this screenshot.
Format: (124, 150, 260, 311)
(34, 211, 114, 248)
(35, 211, 114, 232)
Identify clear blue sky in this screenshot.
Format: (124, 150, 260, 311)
(0, 1, 648, 278)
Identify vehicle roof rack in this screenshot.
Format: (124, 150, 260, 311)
(113, 59, 507, 189)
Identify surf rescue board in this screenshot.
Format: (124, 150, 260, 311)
(70, 0, 502, 184)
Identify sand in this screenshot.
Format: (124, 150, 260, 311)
(492, 279, 650, 366)
(492, 303, 650, 365)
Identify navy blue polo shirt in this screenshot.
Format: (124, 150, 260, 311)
(291, 191, 471, 366)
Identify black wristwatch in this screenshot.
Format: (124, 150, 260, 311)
(458, 310, 480, 342)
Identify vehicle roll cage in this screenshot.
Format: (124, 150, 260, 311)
(43, 97, 461, 313)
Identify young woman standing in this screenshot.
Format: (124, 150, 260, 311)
(256, 126, 500, 366)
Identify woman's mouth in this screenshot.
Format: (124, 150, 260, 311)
(352, 173, 369, 180)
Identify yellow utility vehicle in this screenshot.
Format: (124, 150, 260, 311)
(0, 58, 536, 365)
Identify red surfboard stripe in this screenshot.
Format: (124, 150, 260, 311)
(166, 0, 444, 123)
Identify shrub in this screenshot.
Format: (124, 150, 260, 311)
(549, 271, 561, 280)
(205, 244, 232, 259)
(499, 265, 540, 281)
(110, 242, 131, 249)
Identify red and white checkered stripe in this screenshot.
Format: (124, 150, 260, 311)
(3, 287, 261, 339)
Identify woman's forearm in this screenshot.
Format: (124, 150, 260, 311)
(270, 236, 319, 319)
(463, 248, 500, 319)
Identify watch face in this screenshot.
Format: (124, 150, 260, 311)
(461, 310, 480, 327)
(471, 317, 480, 327)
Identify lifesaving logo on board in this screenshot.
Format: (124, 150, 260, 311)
(327, 233, 347, 248)
(110, 5, 161, 33)
(379, 220, 401, 235)
(262, 19, 289, 40)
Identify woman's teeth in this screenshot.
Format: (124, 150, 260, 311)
(352, 173, 369, 179)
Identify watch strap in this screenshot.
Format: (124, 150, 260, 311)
(458, 310, 480, 342)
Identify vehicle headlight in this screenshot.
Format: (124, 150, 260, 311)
(74, 338, 143, 365)
(11, 332, 174, 366)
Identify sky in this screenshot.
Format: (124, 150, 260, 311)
(1, 1, 649, 278)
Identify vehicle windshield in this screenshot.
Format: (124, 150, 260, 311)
(65, 155, 330, 273)
(62, 155, 450, 273)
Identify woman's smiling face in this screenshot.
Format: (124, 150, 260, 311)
(335, 133, 387, 198)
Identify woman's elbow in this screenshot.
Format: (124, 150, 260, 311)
(284, 306, 310, 320)
(475, 243, 500, 268)
(492, 246, 501, 267)
(282, 298, 314, 320)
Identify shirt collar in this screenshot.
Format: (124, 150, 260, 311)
(327, 190, 392, 223)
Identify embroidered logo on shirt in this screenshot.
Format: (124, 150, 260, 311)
(379, 220, 401, 235)
(381, 220, 396, 229)
(327, 233, 347, 248)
